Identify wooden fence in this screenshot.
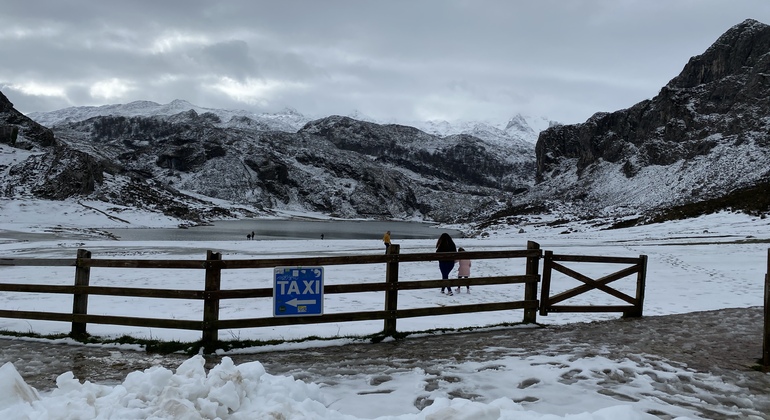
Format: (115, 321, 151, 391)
(0, 242, 542, 352)
(762, 248, 770, 370)
(539, 251, 648, 318)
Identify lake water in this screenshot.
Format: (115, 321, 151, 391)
(106, 219, 464, 241)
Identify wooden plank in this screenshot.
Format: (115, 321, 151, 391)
(164, 250, 540, 270)
(396, 300, 539, 319)
(0, 309, 74, 322)
(216, 301, 540, 330)
(217, 310, 389, 329)
(550, 255, 642, 264)
(0, 283, 77, 294)
(324, 283, 388, 294)
(0, 258, 76, 267)
(0, 283, 204, 299)
(384, 244, 400, 335)
(389, 250, 540, 263)
(0, 278, 536, 299)
(58, 249, 540, 270)
(81, 259, 207, 269)
(627, 255, 648, 318)
(540, 250, 554, 316)
(395, 275, 538, 291)
(215, 288, 273, 299)
(549, 262, 637, 305)
(219, 255, 388, 269)
(545, 305, 635, 313)
(73, 313, 202, 330)
(202, 251, 222, 352)
(764, 249, 769, 368)
(71, 249, 91, 336)
(0, 310, 202, 330)
(524, 241, 540, 323)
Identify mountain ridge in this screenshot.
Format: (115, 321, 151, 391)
(3, 18, 770, 229)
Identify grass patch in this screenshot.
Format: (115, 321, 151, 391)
(0, 321, 541, 354)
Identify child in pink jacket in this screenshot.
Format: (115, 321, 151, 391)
(456, 247, 471, 293)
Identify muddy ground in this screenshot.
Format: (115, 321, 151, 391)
(1, 307, 769, 419)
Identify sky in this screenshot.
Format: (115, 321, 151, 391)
(0, 198, 769, 418)
(2, 1, 770, 126)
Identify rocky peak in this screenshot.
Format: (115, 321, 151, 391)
(0, 91, 56, 148)
(667, 19, 770, 89)
(504, 114, 534, 135)
(0, 91, 15, 113)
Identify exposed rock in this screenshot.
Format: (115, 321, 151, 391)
(25, 110, 533, 223)
(532, 19, 770, 217)
(0, 91, 56, 148)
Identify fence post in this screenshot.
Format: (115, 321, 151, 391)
(762, 248, 770, 370)
(625, 255, 648, 318)
(539, 250, 553, 316)
(202, 250, 222, 353)
(71, 249, 91, 337)
(524, 241, 540, 323)
(383, 244, 400, 336)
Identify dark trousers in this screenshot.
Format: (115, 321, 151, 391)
(439, 261, 454, 292)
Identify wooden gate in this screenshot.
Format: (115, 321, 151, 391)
(539, 251, 648, 318)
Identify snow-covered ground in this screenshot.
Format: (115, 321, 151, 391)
(0, 198, 768, 419)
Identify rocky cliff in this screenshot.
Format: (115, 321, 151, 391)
(532, 19, 770, 218)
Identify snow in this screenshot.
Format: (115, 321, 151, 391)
(0, 198, 768, 419)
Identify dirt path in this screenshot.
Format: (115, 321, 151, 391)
(1, 307, 769, 418)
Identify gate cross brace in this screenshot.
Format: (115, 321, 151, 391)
(548, 262, 639, 305)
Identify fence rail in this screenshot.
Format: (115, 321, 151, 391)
(0, 243, 543, 352)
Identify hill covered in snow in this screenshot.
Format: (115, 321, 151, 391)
(2, 19, 770, 227)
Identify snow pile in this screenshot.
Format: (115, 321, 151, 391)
(0, 355, 677, 419)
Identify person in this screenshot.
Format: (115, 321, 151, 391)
(456, 247, 471, 293)
(435, 233, 456, 295)
(382, 231, 391, 249)
(251, 231, 255, 240)
(320, 233, 324, 240)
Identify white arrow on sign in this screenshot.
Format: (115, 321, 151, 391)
(286, 298, 317, 307)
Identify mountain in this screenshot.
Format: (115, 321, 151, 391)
(4, 92, 537, 223)
(26, 100, 311, 133)
(29, 101, 552, 149)
(5, 19, 770, 228)
(0, 92, 254, 224)
(522, 18, 770, 222)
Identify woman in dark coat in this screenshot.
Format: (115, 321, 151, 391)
(436, 233, 457, 295)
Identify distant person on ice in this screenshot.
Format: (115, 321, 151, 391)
(382, 231, 391, 249)
(436, 233, 456, 295)
(455, 247, 471, 293)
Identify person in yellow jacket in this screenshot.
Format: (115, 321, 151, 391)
(382, 231, 391, 249)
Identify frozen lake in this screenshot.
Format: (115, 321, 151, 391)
(105, 219, 464, 241)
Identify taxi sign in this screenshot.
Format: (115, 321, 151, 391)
(273, 266, 324, 316)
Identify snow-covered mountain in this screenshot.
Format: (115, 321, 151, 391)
(3, 91, 537, 224)
(27, 100, 311, 133)
(524, 18, 770, 223)
(409, 114, 556, 146)
(3, 19, 770, 228)
(27, 102, 553, 151)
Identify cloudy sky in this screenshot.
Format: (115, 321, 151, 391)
(2, 1, 769, 125)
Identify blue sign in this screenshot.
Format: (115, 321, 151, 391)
(273, 267, 324, 317)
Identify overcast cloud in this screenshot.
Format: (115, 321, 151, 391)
(2, 1, 769, 125)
